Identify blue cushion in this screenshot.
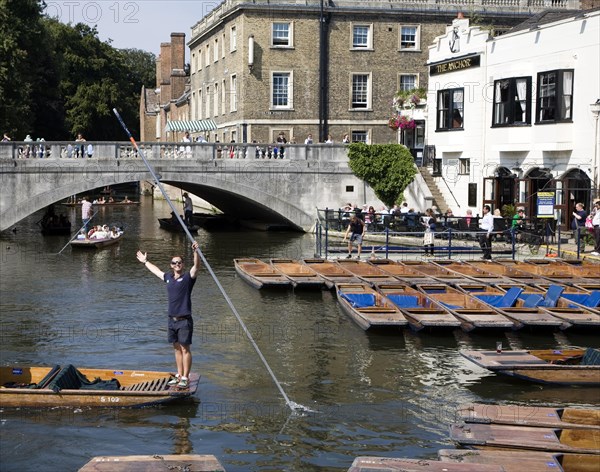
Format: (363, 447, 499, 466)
(388, 295, 421, 308)
(584, 291, 600, 308)
(581, 348, 600, 366)
(495, 287, 523, 308)
(340, 293, 375, 308)
(561, 293, 591, 304)
(541, 285, 565, 308)
(474, 294, 503, 306)
(440, 301, 461, 309)
(522, 294, 544, 308)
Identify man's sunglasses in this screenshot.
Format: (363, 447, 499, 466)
(171, 260, 183, 266)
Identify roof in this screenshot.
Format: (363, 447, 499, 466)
(508, 9, 595, 33)
(165, 119, 217, 132)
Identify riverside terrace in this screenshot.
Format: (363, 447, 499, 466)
(0, 141, 379, 233)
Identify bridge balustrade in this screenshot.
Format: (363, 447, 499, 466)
(0, 141, 349, 162)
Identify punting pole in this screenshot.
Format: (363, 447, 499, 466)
(112, 109, 312, 414)
(55, 210, 98, 255)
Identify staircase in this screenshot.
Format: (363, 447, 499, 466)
(418, 167, 452, 213)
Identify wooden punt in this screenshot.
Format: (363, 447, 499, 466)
(433, 260, 513, 284)
(269, 258, 326, 289)
(334, 259, 398, 286)
(534, 283, 600, 317)
(70, 233, 123, 249)
(63, 201, 140, 207)
(233, 258, 292, 289)
(348, 456, 504, 471)
(527, 259, 600, 281)
(459, 348, 600, 385)
(367, 259, 439, 285)
(450, 423, 600, 454)
(452, 284, 568, 330)
(438, 449, 599, 472)
(301, 258, 362, 289)
(0, 365, 198, 408)
(466, 260, 550, 285)
(401, 260, 471, 285)
(376, 283, 461, 331)
(415, 284, 515, 331)
(79, 454, 225, 471)
(335, 283, 408, 331)
(496, 260, 597, 285)
(457, 403, 600, 430)
(157, 217, 199, 234)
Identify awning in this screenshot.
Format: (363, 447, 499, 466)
(165, 119, 217, 132)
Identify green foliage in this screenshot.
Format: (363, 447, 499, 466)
(347, 143, 417, 207)
(501, 203, 516, 219)
(0, 5, 156, 140)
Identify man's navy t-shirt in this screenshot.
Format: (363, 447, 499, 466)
(164, 272, 196, 316)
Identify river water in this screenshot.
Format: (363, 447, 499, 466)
(0, 198, 598, 471)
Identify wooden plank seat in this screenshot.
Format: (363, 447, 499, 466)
(121, 377, 170, 392)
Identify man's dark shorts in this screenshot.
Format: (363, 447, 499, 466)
(168, 317, 193, 345)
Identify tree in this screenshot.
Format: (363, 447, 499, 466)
(347, 143, 417, 207)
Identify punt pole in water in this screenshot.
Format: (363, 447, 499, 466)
(112, 109, 312, 414)
(56, 210, 98, 256)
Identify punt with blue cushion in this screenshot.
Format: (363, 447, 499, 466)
(539, 285, 564, 308)
(561, 290, 600, 308)
(340, 293, 375, 308)
(474, 287, 523, 308)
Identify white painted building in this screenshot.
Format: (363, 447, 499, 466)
(425, 8, 600, 228)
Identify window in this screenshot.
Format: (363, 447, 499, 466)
(536, 69, 573, 123)
(492, 77, 531, 126)
(399, 74, 418, 91)
(468, 183, 477, 207)
(437, 88, 464, 130)
(205, 85, 210, 116)
(205, 44, 210, 67)
(198, 50, 202, 71)
(214, 38, 219, 62)
(400, 25, 420, 50)
(230, 74, 237, 112)
(351, 131, 369, 143)
(459, 158, 470, 175)
(222, 79, 226, 115)
(272, 22, 292, 47)
(352, 24, 372, 49)
(351, 73, 371, 109)
(230, 25, 237, 51)
(198, 89, 203, 119)
(192, 53, 196, 74)
(271, 72, 293, 109)
(214, 82, 219, 116)
(222, 33, 225, 58)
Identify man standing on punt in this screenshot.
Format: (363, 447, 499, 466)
(136, 241, 201, 388)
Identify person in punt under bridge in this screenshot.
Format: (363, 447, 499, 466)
(136, 241, 201, 389)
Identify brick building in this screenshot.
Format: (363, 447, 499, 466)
(187, 0, 582, 148)
(140, 33, 192, 142)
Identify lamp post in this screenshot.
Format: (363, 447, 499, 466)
(591, 99, 600, 198)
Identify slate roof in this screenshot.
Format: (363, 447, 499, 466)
(509, 7, 599, 33)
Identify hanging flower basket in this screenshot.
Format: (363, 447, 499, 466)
(388, 116, 400, 130)
(388, 115, 416, 131)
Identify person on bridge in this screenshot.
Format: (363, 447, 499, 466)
(136, 241, 201, 389)
(343, 213, 366, 259)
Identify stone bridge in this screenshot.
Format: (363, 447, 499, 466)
(0, 141, 389, 232)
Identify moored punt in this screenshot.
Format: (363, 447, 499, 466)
(438, 449, 598, 472)
(63, 201, 140, 207)
(78, 454, 225, 471)
(415, 284, 516, 331)
(301, 258, 361, 289)
(459, 348, 600, 386)
(401, 261, 471, 285)
(70, 233, 123, 249)
(348, 456, 504, 472)
(158, 217, 199, 234)
(336, 283, 408, 331)
(457, 403, 600, 429)
(334, 260, 398, 286)
(534, 284, 600, 316)
(466, 260, 550, 285)
(496, 260, 597, 285)
(0, 365, 198, 408)
(433, 260, 513, 285)
(233, 258, 292, 289)
(269, 258, 326, 289)
(368, 259, 438, 286)
(455, 285, 569, 330)
(449, 423, 600, 454)
(376, 284, 461, 331)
